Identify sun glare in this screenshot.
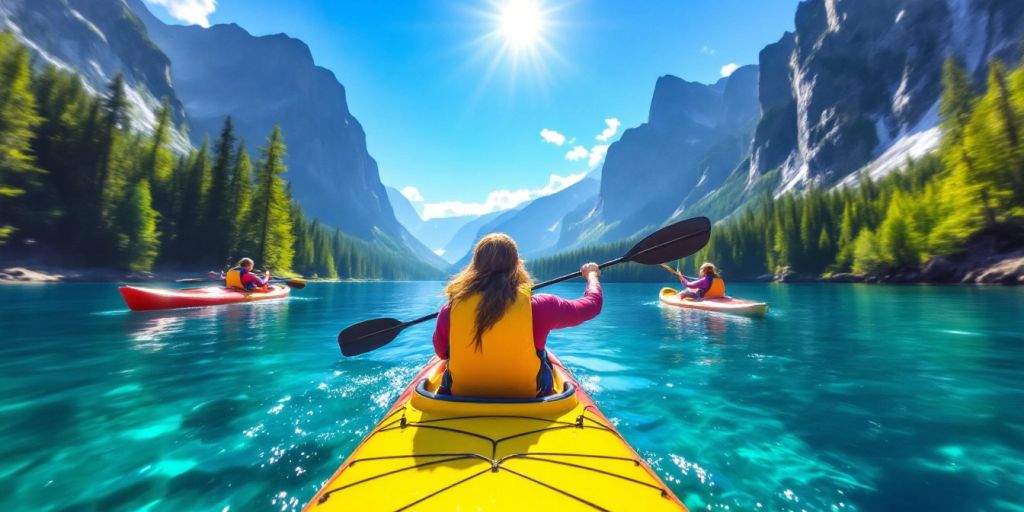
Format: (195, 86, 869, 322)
(499, 0, 544, 49)
(459, 0, 564, 95)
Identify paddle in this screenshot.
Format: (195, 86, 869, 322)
(659, 263, 682, 278)
(337, 216, 712, 357)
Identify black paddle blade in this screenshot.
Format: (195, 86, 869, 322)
(338, 318, 405, 356)
(625, 216, 711, 265)
(284, 279, 306, 290)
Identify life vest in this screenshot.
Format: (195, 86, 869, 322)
(225, 267, 247, 290)
(447, 285, 540, 398)
(702, 276, 725, 298)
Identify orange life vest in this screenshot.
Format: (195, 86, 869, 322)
(447, 286, 539, 398)
(703, 276, 725, 298)
(225, 267, 246, 290)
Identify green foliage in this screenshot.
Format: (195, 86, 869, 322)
(115, 179, 160, 271)
(226, 143, 253, 256)
(0, 34, 441, 278)
(851, 229, 882, 274)
(247, 126, 295, 272)
(203, 116, 236, 263)
(0, 33, 43, 243)
(533, 56, 1024, 281)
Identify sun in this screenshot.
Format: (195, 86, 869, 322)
(498, 0, 544, 49)
(459, 0, 564, 94)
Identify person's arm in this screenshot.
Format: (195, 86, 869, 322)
(533, 263, 603, 334)
(242, 272, 268, 288)
(431, 304, 451, 359)
(678, 273, 693, 287)
(687, 275, 711, 290)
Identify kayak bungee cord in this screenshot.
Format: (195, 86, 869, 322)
(315, 407, 670, 510)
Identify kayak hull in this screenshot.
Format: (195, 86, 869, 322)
(306, 352, 686, 511)
(660, 287, 768, 317)
(118, 283, 289, 311)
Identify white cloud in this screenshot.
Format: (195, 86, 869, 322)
(536, 172, 587, 196)
(720, 63, 740, 77)
(565, 145, 589, 161)
(565, 143, 608, 167)
(540, 128, 566, 146)
(145, 0, 217, 27)
(400, 185, 424, 202)
(421, 172, 587, 220)
(595, 118, 620, 142)
(701, 45, 716, 55)
(588, 145, 608, 167)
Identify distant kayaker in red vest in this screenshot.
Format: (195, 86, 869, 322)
(432, 233, 602, 398)
(674, 262, 725, 300)
(225, 257, 271, 292)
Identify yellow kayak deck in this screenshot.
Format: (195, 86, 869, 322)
(306, 354, 685, 511)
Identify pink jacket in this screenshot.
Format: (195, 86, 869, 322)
(432, 280, 603, 357)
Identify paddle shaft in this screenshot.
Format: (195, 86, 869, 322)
(365, 230, 704, 337)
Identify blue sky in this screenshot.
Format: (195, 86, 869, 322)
(144, 0, 799, 218)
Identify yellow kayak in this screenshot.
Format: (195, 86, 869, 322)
(305, 352, 686, 511)
(660, 287, 768, 317)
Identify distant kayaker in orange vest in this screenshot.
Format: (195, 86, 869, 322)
(432, 233, 602, 398)
(674, 262, 725, 300)
(224, 257, 271, 292)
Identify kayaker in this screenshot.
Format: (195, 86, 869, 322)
(225, 258, 271, 292)
(432, 233, 602, 399)
(675, 262, 725, 300)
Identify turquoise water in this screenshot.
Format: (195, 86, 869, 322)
(1, 282, 1022, 511)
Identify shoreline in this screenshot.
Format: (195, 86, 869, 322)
(0, 266, 371, 284)
(2, 263, 1021, 285)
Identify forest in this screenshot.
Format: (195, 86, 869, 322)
(529, 57, 1024, 282)
(0, 33, 435, 280)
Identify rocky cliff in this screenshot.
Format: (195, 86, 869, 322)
(748, 0, 1024, 192)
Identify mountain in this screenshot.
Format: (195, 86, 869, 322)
(559, 0, 1024, 254)
(439, 210, 510, 265)
(127, 3, 396, 237)
(446, 174, 601, 267)
(385, 187, 481, 262)
(748, 0, 1024, 192)
(3, 0, 447, 269)
(0, 0, 189, 150)
(558, 66, 760, 247)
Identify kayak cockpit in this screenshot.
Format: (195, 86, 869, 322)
(410, 359, 580, 415)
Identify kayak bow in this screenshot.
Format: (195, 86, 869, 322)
(306, 352, 686, 511)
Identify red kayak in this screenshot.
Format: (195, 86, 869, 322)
(118, 283, 290, 311)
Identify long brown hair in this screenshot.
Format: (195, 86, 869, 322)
(445, 233, 532, 351)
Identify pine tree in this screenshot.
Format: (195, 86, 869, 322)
(175, 139, 210, 263)
(0, 34, 43, 244)
(226, 142, 253, 257)
(851, 229, 882, 275)
(115, 179, 160, 271)
(203, 116, 236, 263)
(877, 191, 919, 268)
(145, 98, 175, 212)
(247, 126, 294, 272)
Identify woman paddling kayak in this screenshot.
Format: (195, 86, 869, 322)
(666, 262, 725, 300)
(432, 233, 602, 398)
(224, 257, 272, 292)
